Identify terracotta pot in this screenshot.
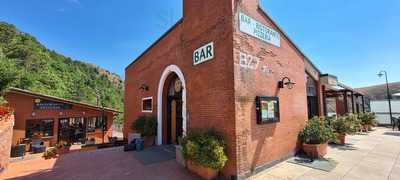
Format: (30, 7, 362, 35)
(362, 125, 368, 132)
(302, 143, 327, 159)
(187, 161, 218, 180)
(144, 136, 155, 148)
(337, 134, 346, 145)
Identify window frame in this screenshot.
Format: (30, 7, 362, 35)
(25, 118, 55, 138)
(141, 97, 153, 113)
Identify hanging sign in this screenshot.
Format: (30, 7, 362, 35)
(193, 42, 214, 66)
(239, 12, 281, 47)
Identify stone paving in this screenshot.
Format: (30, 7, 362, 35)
(0, 146, 198, 180)
(250, 127, 400, 180)
(1, 127, 399, 180)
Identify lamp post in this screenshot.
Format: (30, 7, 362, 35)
(377, 71, 394, 130)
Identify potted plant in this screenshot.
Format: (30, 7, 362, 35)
(332, 116, 352, 145)
(300, 117, 335, 159)
(56, 141, 72, 155)
(43, 148, 57, 160)
(131, 116, 157, 147)
(181, 130, 228, 180)
(359, 113, 376, 132)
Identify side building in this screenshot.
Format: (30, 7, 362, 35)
(5, 88, 119, 147)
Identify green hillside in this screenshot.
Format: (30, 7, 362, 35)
(0, 22, 124, 123)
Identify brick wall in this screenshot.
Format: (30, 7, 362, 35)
(232, 0, 308, 177)
(125, 0, 315, 178)
(0, 114, 14, 174)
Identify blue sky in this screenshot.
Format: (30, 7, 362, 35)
(1, 0, 399, 88)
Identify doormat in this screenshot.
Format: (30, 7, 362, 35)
(287, 156, 337, 172)
(133, 145, 176, 165)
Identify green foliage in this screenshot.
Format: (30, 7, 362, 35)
(131, 116, 157, 137)
(332, 116, 353, 134)
(43, 147, 57, 159)
(55, 141, 72, 149)
(300, 117, 336, 144)
(359, 113, 377, 126)
(181, 130, 228, 170)
(0, 22, 124, 121)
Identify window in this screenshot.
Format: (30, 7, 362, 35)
(142, 97, 153, 113)
(26, 119, 54, 138)
(95, 116, 107, 130)
(87, 117, 97, 133)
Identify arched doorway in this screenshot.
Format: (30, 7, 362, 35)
(157, 65, 187, 145)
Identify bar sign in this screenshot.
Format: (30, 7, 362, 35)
(193, 42, 214, 66)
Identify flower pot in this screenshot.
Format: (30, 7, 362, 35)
(337, 134, 346, 145)
(362, 125, 368, 132)
(144, 136, 155, 148)
(302, 143, 327, 159)
(175, 145, 185, 167)
(187, 161, 218, 180)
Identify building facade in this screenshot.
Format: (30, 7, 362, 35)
(124, 0, 365, 178)
(6, 88, 118, 147)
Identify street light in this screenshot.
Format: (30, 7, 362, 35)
(377, 71, 394, 130)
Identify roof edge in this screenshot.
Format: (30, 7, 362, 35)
(8, 88, 121, 113)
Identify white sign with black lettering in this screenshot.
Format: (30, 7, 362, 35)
(239, 12, 281, 47)
(193, 42, 214, 66)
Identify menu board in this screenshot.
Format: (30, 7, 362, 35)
(257, 96, 280, 124)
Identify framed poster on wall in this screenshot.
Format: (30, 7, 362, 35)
(256, 96, 280, 124)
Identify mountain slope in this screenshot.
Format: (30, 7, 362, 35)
(0, 22, 124, 117)
(356, 82, 400, 100)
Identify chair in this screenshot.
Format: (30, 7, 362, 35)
(31, 139, 46, 154)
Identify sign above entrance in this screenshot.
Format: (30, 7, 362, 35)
(34, 99, 72, 110)
(193, 42, 214, 66)
(239, 12, 281, 47)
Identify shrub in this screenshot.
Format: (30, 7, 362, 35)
(300, 117, 336, 144)
(43, 148, 57, 159)
(131, 116, 157, 137)
(181, 130, 228, 170)
(55, 141, 71, 149)
(359, 113, 377, 126)
(332, 116, 352, 134)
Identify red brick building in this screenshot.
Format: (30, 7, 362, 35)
(5, 88, 119, 147)
(124, 0, 365, 178)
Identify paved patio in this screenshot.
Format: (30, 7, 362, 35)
(1, 127, 399, 180)
(250, 127, 400, 180)
(0, 147, 199, 180)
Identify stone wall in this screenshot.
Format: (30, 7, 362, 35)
(0, 114, 14, 174)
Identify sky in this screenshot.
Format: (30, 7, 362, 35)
(1, 0, 399, 88)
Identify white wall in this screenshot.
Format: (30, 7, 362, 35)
(370, 100, 400, 125)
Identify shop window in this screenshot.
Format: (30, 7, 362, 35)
(87, 117, 97, 133)
(26, 119, 54, 138)
(142, 97, 153, 113)
(95, 116, 107, 130)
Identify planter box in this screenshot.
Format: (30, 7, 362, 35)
(303, 143, 327, 159)
(187, 161, 218, 180)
